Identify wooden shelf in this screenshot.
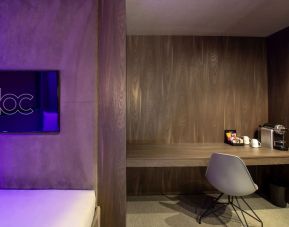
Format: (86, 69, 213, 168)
(127, 143, 289, 167)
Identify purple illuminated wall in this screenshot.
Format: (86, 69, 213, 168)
(0, 0, 97, 189)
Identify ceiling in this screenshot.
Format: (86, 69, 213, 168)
(127, 0, 289, 36)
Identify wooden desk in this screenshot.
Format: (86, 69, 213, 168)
(127, 143, 289, 167)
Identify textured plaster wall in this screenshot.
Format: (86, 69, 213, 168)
(0, 0, 97, 189)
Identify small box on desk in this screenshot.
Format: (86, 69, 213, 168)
(224, 129, 244, 146)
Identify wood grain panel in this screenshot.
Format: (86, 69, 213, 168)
(268, 27, 289, 142)
(127, 36, 268, 195)
(267, 27, 289, 202)
(127, 167, 212, 195)
(127, 168, 276, 196)
(127, 166, 274, 196)
(98, 0, 126, 226)
(127, 143, 289, 167)
(127, 36, 268, 144)
(127, 143, 289, 195)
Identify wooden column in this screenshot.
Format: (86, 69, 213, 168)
(267, 27, 289, 200)
(98, 0, 126, 226)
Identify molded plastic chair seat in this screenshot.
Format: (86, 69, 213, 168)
(198, 152, 263, 227)
(206, 153, 258, 196)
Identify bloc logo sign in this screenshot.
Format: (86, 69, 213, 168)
(0, 88, 34, 115)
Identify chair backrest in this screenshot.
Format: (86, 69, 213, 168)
(206, 153, 258, 196)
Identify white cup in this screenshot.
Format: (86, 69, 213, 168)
(251, 139, 261, 148)
(243, 136, 250, 145)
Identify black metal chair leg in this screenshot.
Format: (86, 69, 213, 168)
(198, 193, 224, 224)
(230, 196, 263, 227)
(198, 194, 263, 226)
(198, 194, 263, 227)
(230, 197, 247, 227)
(235, 197, 249, 227)
(240, 197, 263, 227)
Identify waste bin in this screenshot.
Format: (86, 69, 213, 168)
(269, 183, 287, 208)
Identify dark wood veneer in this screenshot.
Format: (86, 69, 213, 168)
(98, 0, 126, 226)
(126, 36, 268, 195)
(267, 27, 289, 201)
(127, 36, 268, 144)
(127, 143, 289, 195)
(127, 143, 289, 167)
(268, 27, 289, 142)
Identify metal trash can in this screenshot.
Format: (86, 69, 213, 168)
(269, 183, 287, 208)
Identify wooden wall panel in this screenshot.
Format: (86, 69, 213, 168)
(127, 166, 265, 196)
(98, 0, 126, 226)
(127, 36, 268, 144)
(267, 27, 289, 200)
(268, 27, 289, 142)
(127, 167, 214, 195)
(127, 36, 268, 195)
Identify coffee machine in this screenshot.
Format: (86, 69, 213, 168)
(261, 123, 288, 151)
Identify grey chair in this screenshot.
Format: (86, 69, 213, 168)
(198, 153, 263, 226)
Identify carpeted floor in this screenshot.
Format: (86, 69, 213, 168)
(127, 194, 289, 227)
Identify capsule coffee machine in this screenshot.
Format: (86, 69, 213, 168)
(261, 123, 288, 151)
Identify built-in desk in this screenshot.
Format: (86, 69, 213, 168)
(127, 143, 289, 167)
